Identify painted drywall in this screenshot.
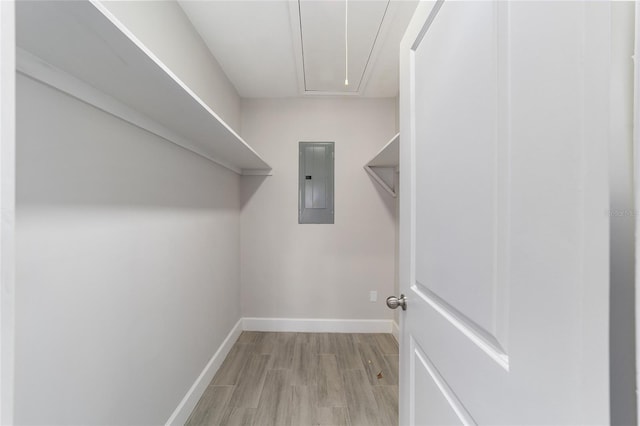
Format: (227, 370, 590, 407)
(240, 98, 396, 320)
(635, 3, 640, 422)
(102, 0, 241, 131)
(610, 3, 636, 425)
(14, 75, 241, 424)
(0, 1, 16, 423)
(394, 171, 400, 327)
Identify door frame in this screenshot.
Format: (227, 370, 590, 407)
(635, 1, 640, 424)
(0, 0, 15, 423)
(398, 2, 444, 424)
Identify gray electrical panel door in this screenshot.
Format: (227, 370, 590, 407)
(299, 142, 334, 224)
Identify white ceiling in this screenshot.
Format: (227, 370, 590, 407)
(178, 0, 418, 98)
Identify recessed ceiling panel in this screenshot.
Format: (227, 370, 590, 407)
(179, 0, 299, 98)
(299, 0, 389, 93)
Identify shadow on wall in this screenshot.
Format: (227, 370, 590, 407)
(17, 75, 239, 212)
(365, 173, 396, 219)
(240, 175, 269, 209)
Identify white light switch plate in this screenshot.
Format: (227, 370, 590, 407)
(370, 291, 378, 302)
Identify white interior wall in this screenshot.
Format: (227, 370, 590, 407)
(240, 98, 397, 322)
(15, 74, 241, 425)
(610, 2, 637, 425)
(101, 0, 241, 130)
(0, 1, 16, 423)
(13, 1, 246, 423)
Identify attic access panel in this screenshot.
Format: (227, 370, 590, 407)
(299, 0, 390, 93)
(299, 142, 334, 224)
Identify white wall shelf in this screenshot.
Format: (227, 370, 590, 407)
(364, 133, 399, 197)
(15, 1, 272, 176)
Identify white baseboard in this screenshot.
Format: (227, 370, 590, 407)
(391, 320, 400, 342)
(165, 318, 243, 426)
(243, 317, 393, 333)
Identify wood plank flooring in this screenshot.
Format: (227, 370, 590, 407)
(186, 332, 399, 426)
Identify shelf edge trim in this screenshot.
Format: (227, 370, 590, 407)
(17, 48, 248, 175)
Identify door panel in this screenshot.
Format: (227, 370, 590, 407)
(414, 0, 507, 351)
(399, 1, 610, 424)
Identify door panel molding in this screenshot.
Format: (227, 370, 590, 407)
(410, 336, 476, 425)
(409, 0, 510, 366)
(412, 282, 509, 370)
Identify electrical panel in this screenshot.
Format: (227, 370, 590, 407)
(299, 142, 334, 224)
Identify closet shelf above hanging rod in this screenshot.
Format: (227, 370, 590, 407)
(364, 133, 399, 197)
(15, 0, 272, 176)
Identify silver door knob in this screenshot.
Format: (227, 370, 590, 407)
(386, 294, 407, 311)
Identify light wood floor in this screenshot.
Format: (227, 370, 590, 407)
(185, 332, 399, 426)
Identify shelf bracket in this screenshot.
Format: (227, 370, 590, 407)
(364, 165, 396, 198)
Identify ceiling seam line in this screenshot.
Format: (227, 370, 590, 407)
(356, 0, 391, 93)
(298, 0, 308, 92)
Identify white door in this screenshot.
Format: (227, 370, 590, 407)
(398, 1, 611, 424)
